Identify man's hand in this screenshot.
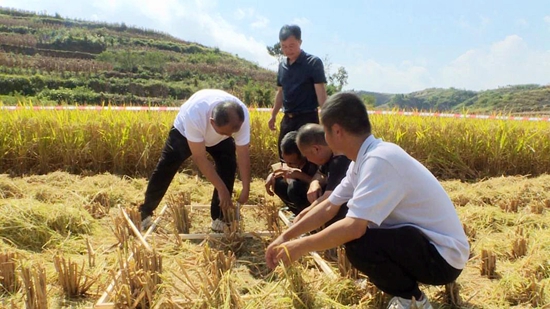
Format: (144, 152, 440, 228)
(268, 116, 277, 131)
(237, 186, 249, 204)
(266, 239, 305, 269)
(265, 235, 286, 269)
(283, 168, 304, 180)
(265, 172, 276, 196)
(218, 188, 233, 210)
(307, 181, 323, 203)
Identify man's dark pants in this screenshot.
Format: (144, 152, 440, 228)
(345, 226, 462, 300)
(277, 111, 319, 159)
(273, 177, 310, 215)
(139, 127, 236, 221)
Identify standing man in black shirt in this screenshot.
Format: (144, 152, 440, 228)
(294, 123, 351, 226)
(268, 24, 328, 159)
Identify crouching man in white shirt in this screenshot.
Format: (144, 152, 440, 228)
(265, 92, 469, 309)
(139, 89, 251, 232)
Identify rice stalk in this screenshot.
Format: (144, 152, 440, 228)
(172, 245, 241, 308)
(53, 254, 96, 298)
(111, 241, 162, 308)
(511, 227, 528, 259)
(110, 213, 131, 249)
(167, 192, 191, 234)
(0, 251, 20, 295)
(20, 263, 48, 309)
(278, 263, 315, 309)
(436, 281, 462, 308)
(84, 201, 109, 219)
(481, 249, 497, 278)
(336, 247, 360, 280)
(86, 237, 96, 268)
(259, 198, 282, 235)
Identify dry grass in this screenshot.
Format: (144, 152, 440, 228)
(0, 172, 549, 308)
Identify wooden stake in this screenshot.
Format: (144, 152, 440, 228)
(95, 204, 168, 308)
(176, 231, 273, 240)
(120, 206, 152, 252)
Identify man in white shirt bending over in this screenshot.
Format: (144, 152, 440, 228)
(265, 92, 469, 309)
(139, 89, 251, 232)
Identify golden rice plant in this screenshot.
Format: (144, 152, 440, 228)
(20, 262, 48, 309)
(2, 108, 550, 180)
(0, 251, 20, 295)
(277, 263, 315, 309)
(53, 254, 96, 298)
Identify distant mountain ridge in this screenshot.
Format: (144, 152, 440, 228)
(0, 6, 276, 107)
(356, 84, 550, 114)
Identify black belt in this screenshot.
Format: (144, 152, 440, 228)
(285, 110, 318, 118)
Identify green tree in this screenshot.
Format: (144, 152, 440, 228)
(266, 42, 283, 63)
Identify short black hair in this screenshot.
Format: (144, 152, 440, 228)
(280, 131, 301, 156)
(320, 92, 371, 135)
(212, 101, 245, 127)
(279, 24, 301, 41)
(296, 123, 327, 148)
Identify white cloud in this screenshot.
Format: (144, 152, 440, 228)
(345, 35, 550, 93)
(234, 8, 253, 20)
(545, 15, 550, 28)
(515, 18, 528, 28)
(457, 14, 490, 35)
(233, 8, 269, 28)
(440, 35, 550, 90)
(251, 16, 269, 29)
(291, 17, 311, 27)
(346, 60, 433, 93)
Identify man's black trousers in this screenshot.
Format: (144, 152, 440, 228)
(139, 127, 237, 221)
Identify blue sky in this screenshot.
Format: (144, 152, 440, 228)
(1, 0, 549, 93)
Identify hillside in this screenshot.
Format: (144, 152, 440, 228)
(357, 84, 550, 114)
(0, 7, 276, 107)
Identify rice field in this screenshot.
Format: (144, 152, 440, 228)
(1, 107, 549, 179)
(1, 107, 550, 308)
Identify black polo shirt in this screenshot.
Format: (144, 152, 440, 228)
(277, 50, 326, 114)
(318, 155, 351, 191)
(301, 160, 319, 178)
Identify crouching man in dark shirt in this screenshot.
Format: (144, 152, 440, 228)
(295, 123, 351, 226)
(265, 131, 317, 215)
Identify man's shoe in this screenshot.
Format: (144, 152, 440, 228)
(141, 215, 153, 232)
(387, 292, 433, 309)
(211, 219, 228, 233)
